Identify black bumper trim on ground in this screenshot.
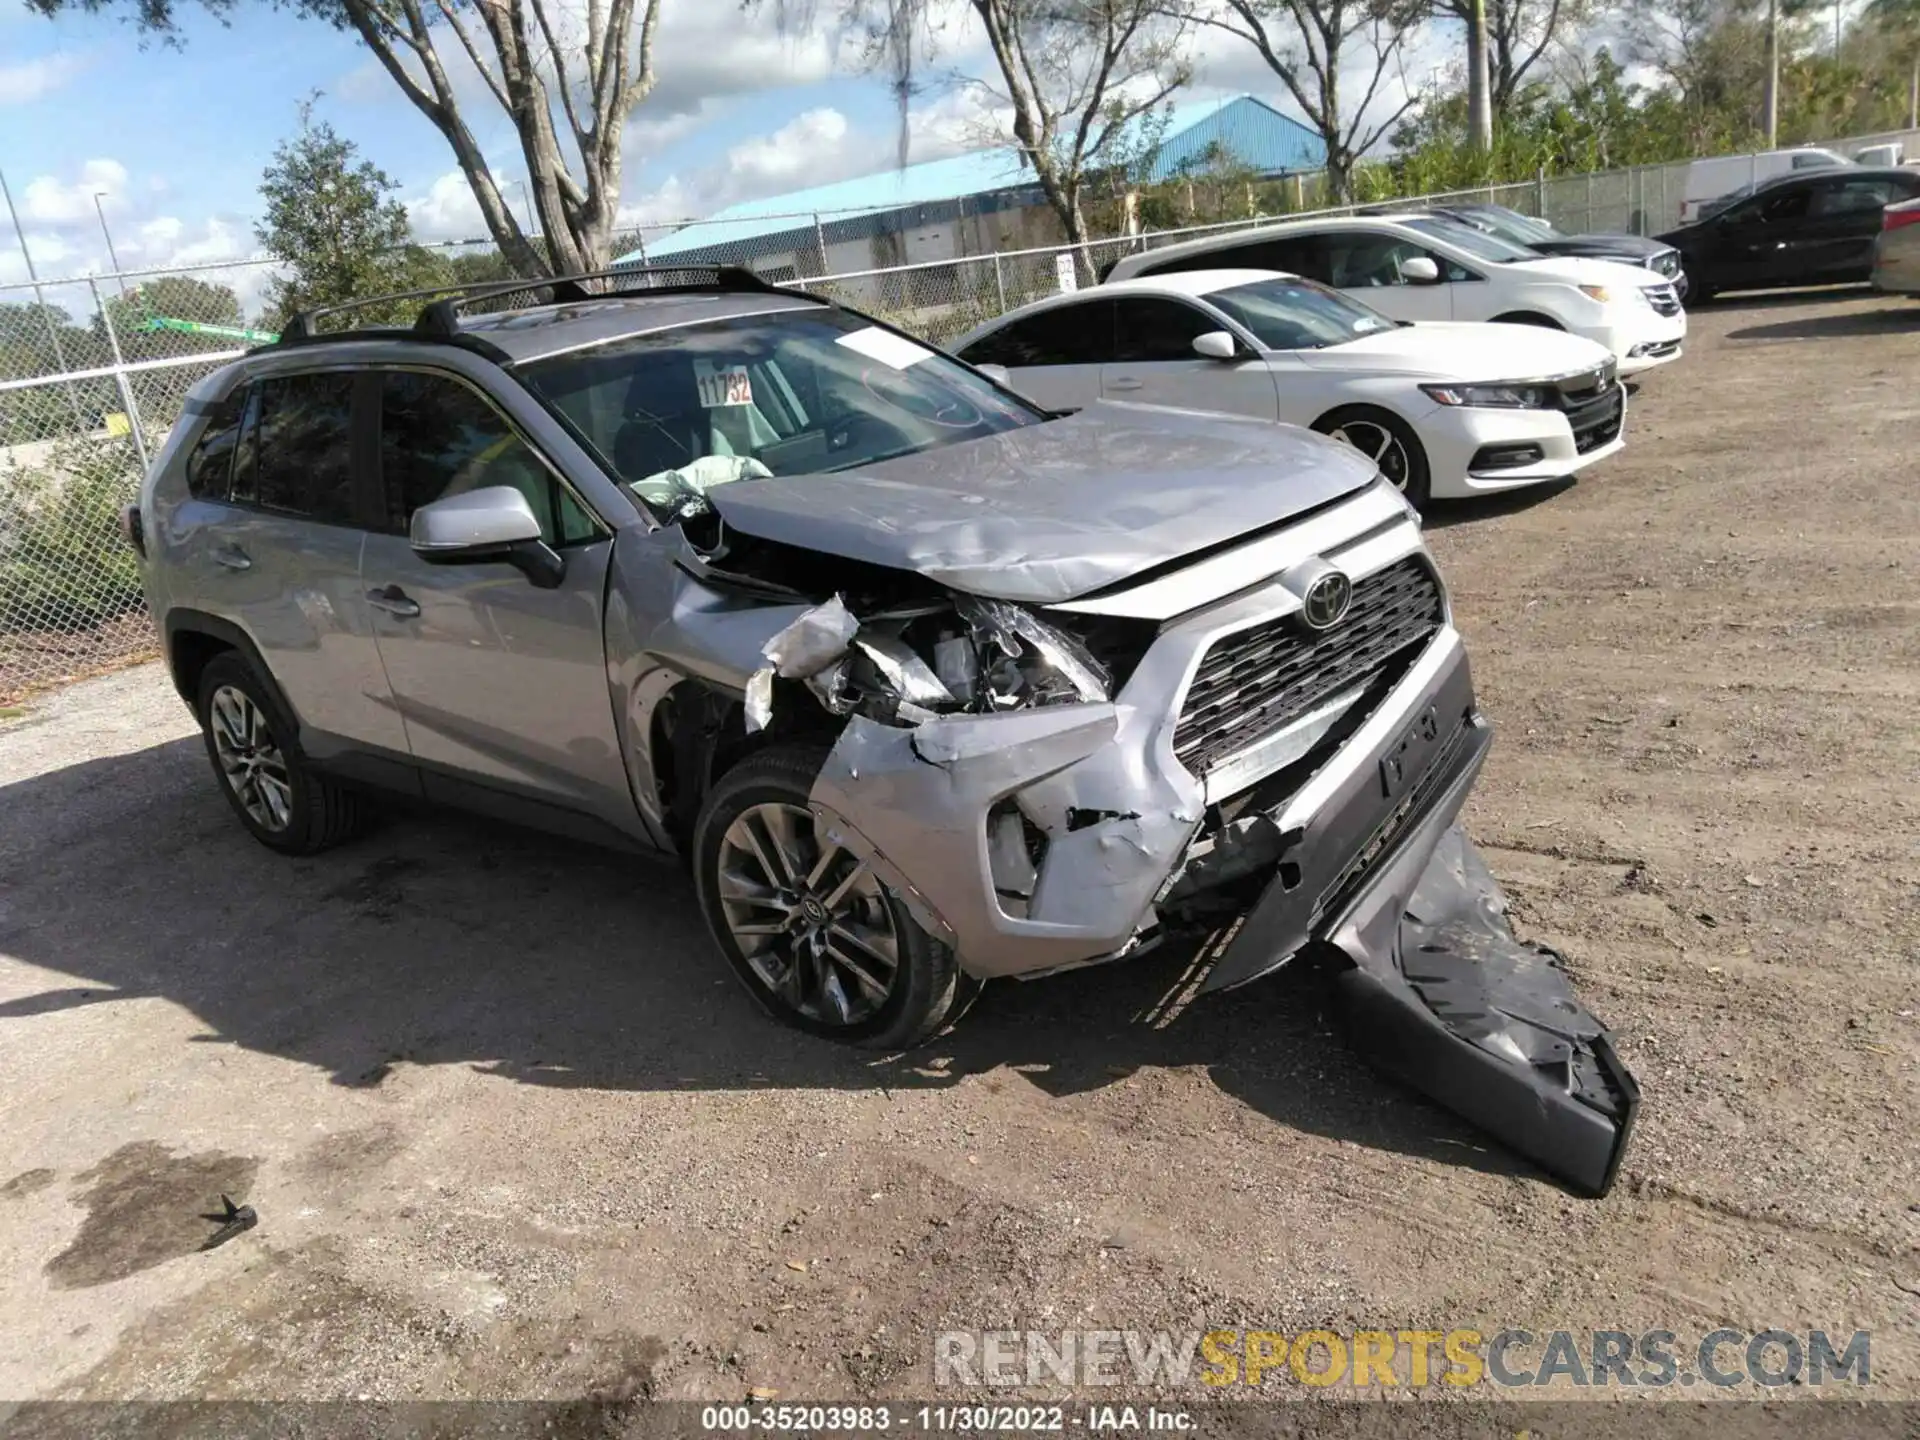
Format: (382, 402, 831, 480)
(1324, 749, 1639, 1197)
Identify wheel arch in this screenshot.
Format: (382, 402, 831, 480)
(1490, 310, 1565, 328)
(645, 675, 843, 855)
(163, 610, 292, 720)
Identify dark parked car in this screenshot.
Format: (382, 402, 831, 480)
(1407, 202, 1688, 296)
(1656, 166, 1920, 301)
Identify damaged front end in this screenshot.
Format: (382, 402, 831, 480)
(693, 484, 1635, 1195)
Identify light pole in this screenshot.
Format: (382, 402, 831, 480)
(92, 191, 126, 293)
(0, 165, 86, 427)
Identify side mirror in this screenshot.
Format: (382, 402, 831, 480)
(1400, 256, 1442, 284)
(974, 362, 1014, 386)
(1192, 330, 1239, 360)
(410, 485, 565, 589)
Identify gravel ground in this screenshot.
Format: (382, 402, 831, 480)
(1, 289, 1916, 1416)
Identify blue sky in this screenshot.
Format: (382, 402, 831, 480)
(0, 0, 1410, 295)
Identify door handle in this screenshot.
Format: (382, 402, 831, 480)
(212, 546, 251, 571)
(366, 585, 421, 619)
(1106, 376, 1143, 392)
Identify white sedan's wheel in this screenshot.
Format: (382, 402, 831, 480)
(1315, 407, 1431, 508)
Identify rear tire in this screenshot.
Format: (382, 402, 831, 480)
(1314, 406, 1431, 509)
(693, 744, 980, 1050)
(196, 652, 369, 855)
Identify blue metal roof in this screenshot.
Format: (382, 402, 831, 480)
(622, 95, 1325, 264)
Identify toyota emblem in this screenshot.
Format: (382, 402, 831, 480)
(1300, 570, 1353, 631)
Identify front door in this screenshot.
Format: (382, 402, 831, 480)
(1715, 184, 1815, 289)
(356, 367, 634, 833)
(1101, 296, 1278, 419)
(1804, 176, 1911, 280)
(1318, 231, 1459, 323)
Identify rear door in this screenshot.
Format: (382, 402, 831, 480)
(187, 369, 409, 757)
(958, 300, 1113, 410)
(1102, 296, 1278, 419)
(356, 367, 635, 833)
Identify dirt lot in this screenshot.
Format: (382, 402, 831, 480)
(1, 290, 1916, 1414)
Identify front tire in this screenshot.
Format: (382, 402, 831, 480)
(196, 653, 369, 855)
(693, 744, 980, 1049)
(1314, 406, 1432, 508)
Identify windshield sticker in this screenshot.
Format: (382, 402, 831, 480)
(835, 326, 935, 370)
(696, 362, 753, 408)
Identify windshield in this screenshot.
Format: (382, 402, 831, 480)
(1204, 276, 1398, 350)
(1402, 215, 1540, 264)
(1461, 205, 1561, 245)
(517, 307, 1044, 520)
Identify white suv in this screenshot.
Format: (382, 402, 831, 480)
(1104, 213, 1687, 374)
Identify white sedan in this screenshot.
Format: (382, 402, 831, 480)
(1102, 213, 1687, 374)
(952, 269, 1627, 506)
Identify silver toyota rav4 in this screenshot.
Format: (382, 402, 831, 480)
(128, 268, 1636, 1194)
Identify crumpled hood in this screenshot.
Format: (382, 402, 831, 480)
(706, 401, 1380, 604)
(1298, 321, 1614, 380)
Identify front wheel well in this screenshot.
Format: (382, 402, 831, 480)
(1490, 311, 1565, 328)
(649, 678, 843, 855)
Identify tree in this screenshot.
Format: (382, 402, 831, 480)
(254, 105, 448, 325)
(1189, 0, 1425, 201)
(26, 0, 666, 276)
(1864, 0, 1920, 125)
(1433, 0, 1575, 132)
(94, 276, 245, 362)
(779, 0, 1190, 257)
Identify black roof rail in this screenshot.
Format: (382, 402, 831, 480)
(277, 264, 805, 346)
(412, 264, 804, 337)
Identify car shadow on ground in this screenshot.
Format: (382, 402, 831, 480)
(1421, 477, 1576, 531)
(0, 738, 1536, 1188)
(1725, 303, 1918, 342)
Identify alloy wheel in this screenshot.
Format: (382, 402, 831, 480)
(1329, 420, 1412, 492)
(208, 685, 293, 832)
(716, 801, 900, 1027)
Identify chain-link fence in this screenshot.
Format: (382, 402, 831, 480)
(5, 124, 1918, 700)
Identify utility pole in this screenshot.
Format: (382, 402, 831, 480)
(0, 166, 86, 427)
(93, 192, 126, 294)
(1763, 0, 1780, 148)
(1467, 0, 1494, 153)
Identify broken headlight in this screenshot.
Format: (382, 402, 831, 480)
(745, 592, 1113, 733)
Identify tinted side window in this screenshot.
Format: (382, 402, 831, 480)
(963, 302, 1114, 367)
(1112, 299, 1218, 362)
(247, 372, 357, 523)
(1320, 233, 1436, 288)
(1753, 187, 1811, 223)
(1148, 237, 1328, 282)
(1810, 179, 1896, 217)
(379, 370, 598, 545)
(184, 387, 248, 500)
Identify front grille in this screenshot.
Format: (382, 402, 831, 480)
(1569, 386, 1625, 452)
(1644, 283, 1682, 316)
(1172, 556, 1445, 776)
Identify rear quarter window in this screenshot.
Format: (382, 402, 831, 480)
(183, 387, 248, 500)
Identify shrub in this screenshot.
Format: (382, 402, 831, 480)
(0, 438, 148, 633)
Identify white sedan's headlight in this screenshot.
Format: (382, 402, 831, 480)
(1420, 382, 1554, 408)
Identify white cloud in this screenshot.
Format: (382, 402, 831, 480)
(19, 159, 131, 225)
(0, 51, 89, 106)
(407, 170, 489, 243)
